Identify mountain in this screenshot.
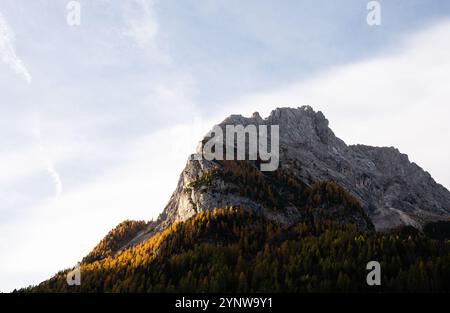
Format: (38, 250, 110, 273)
(140, 106, 450, 240)
(22, 106, 450, 293)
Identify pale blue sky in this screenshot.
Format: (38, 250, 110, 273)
(1, 0, 450, 291)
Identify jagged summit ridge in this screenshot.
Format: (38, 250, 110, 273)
(222, 106, 337, 144)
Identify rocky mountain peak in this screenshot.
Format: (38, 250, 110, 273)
(267, 106, 339, 146)
(151, 106, 450, 237)
(220, 106, 338, 147)
(251, 111, 263, 121)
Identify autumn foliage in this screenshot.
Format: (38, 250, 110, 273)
(24, 207, 450, 293)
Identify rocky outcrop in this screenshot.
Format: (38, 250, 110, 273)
(153, 106, 450, 232)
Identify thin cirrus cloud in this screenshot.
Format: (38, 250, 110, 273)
(32, 113, 63, 203)
(0, 11, 31, 84)
(0, 9, 61, 204)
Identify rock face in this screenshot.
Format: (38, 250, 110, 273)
(147, 106, 450, 236)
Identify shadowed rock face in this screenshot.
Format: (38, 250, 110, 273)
(150, 106, 450, 236)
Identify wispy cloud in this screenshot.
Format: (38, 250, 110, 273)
(32, 113, 63, 203)
(0, 11, 31, 83)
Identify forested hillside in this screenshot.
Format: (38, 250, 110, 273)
(23, 206, 450, 292)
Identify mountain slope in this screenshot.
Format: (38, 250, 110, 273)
(24, 208, 450, 292)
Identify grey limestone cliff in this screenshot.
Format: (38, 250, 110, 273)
(155, 106, 450, 232)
